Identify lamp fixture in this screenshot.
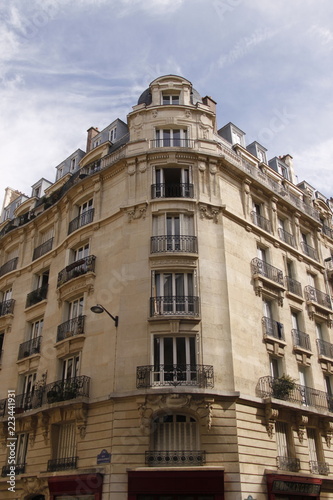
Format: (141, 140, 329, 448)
(90, 304, 119, 327)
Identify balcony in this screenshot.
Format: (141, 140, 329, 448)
(304, 286, 332, 317)
(15, 390, 44, 412)
(57, 255, 96, 287)
(316, 339, 333, 360)
(44, 376, 90, 404)
(251, 259, 284, 286)
(292, 329, 311, 351)
(26, 285, 48, 308)
(285, 276, 303, 298)
(0, 399, 6, 417)
(47, 457, 77, 472)
(0, 257, 18, 277)
(278, 228, 296, 247)
(262, 317, 284, 340)
(1, 464, 25, 477)
(32, 237, 54, 260)
(151, 183, 194, 199)
(309, 461, 330, 475)
(150, 296, 199, 317)
(0, 299, 15, 316)
(251, 211, 272, 233)
(277, 456, 300, 473)
(151, 138, 194, 149)
(257, 376, 333, 412)
(57, 315, 86, 342)
(68, 208, 94, 235)
(18, 336, 42, 360)
(137, 364, 214, 388)
(301, 241, 318, 261)
(145, 450, 206, 467)
(151, 236, 198, 254)
(322, 225, 333, 240)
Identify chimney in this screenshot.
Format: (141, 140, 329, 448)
(202, 96, 217, 132)
(279, 154, 297, 184)
(86, 127, 99, 153)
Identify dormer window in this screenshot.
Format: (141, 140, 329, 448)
(70, 158, 76, 172)
(109, 127, 117, 142)
(93, 139, 101, 148)
(162, 93, 180, 105)
(33, 186, 40, 198)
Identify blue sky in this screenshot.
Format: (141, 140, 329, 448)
(1, 0, 333, 207)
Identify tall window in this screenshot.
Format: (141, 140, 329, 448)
(48, 422, 77, 471)
(20, 372, 37, 410)
(68, 297, 84, 320)
(0, 331, 4, 363)
(152, 414, 199, 451)
(73, 243, 90, 262)
(14, 433, 29, 471)
(152, 272, 196, 315)
(62, 354, 80, 382)
(153, 167, 192, 198)
(270, 357, 281, 378)
(152, 214, 195, 252)
(155, 129, 188, 147)
(275, 421, 299, 471)
(153, 336, 196, 384)
(30, 318, 44, 340)
(109, 127, 117, 142)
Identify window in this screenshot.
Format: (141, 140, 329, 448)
(151, 272, 197, 315)
(30, 318, 44, 340)
(278, 218, 295, 247)
(62, 354, 80, 382)
(162, 94, 180, 105)
(262, 299, 283, 339)
(152, 214, 196, 252)
(257, 148, 266, 163)
(109, 127, 117, 142)
(70, 157, 76, 171)
(155, 129, 188, 147)
(93, 138, 101, 148)
(19, 372, 37, 410)
(252, 203, 271, 232)
(275, 421, 298, 471)
(33, 186, 41, 198)
(0, 287, 14, 316)
(270, 357, 281, 378)
(0, 331, 4, 364)
(307, 428, 328, 474)
(48, 422, 77, 471)
(26, 270, 49, 307)
(152, 167, 193, 198)
(68, 297, 84, 321)
(68, 200, 94, 234)
(73, 243, 90, 261)
(153, 336, 196, 384)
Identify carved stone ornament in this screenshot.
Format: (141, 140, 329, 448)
(127, 203, 148, 222)
(21, 476, 49, 498)
(321, 420, 333, 448)
(294, 414, 308, 443)
(75, 403, 88, 439)
(199, 203, 221, 223)
(264, 404, 279, 439)
(41, 411, 50, 445)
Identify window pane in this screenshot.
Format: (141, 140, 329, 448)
(164, 337, 173, 366)
(176, 337, 186, 365)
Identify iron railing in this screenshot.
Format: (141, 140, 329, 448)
(251, 258, 284, 286)
(150, 296, 199, 316)
(0, 257, 18, 277)
(1, 464, 25, 477)
(304, 286, 332, 309)
(257, 376, 333, 412)
(316, 339, 333, 359)
(68, 208, 94, 235)
(15, 390, 44, 412)
(277, 456, 300, 472)
(18, 336, 42, 360)
(32, 237, 54, 260)
(151, 236, 197, 253)
(137, 364, 214, 388)
(285, 276, 302, 297)
(309, 461, 330, 475)
(301, 241, 318, 261)
(151, 183, 194, 199)
(0, 399, 6, 417)
(47, 457, 78, 472)
(57, 315, 86, 342)
(145, 450, 206, 466)
(262, 317, 284, 340)
(251, 211, 272, 233)
(151, 139, 194, 148)
(0, 299, 15, 316)
(57, 255, 96, 287)
(292, 329, 311, 351)
(26, 285, 48, 308)
(322, 225, 333, 240)
(44, 376, 90, 404)
(278, 228, 296, 247)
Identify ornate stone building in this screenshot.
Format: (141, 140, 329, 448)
(0, 74, 333, 499)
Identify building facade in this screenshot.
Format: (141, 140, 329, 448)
(0, 74, 333, 500)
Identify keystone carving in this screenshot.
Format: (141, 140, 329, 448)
(199, 203, 221, 223)
(264, 404, 279, 439)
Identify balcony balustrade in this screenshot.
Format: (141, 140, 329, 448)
(257, 376, 333, 412)
(285, 276, 303, 297)
(251, 211, 272, 233)
(47, 457, 77, 472)
(304, 286, 332, 309)
(151, 235, 197, 254)
(151, 183, 194, 199)
(301, 241, 318, 261)
(309, 461, 330, 475)
(137, 364, 214, 388)
(18, 336, 42, 360)
(1, 464, 25, 477)
(262, 317, 284, 340)
(151, 138, 194, 148)
(145, 450, 206, 467)
(44, 376, 90, 404)
(0, 299, 15, 316)
(32, 237, 54, 260)
(57, 315, 86, 342)
(26, 285, 48, 308)
(322, 225, 333, 240)
(251, 258, 284, 286)
(277, 456, 300, 472)
(0, 399, 6, 417)
(316, 339, 333, 359)
(57, 255, 96, 287)
(278, 228, 296, 247)
(68, 208, 94, 235)
(0, 257, 18, 277)
(150, 296, 199, 317)
(292, 329, 311, 351)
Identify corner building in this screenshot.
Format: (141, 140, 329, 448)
(1, 75, 333, 500)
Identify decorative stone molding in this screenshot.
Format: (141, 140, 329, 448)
(126, 203, 148, 222)
(320, 420, 333, 448)
(74, 403, 88, 439)
(294, 414, 308, 443)
(199, 203, 221, 223)
(264, 404, 279, 439)
(41, 411, 50, 445)
(56, 273, 96, 305)
(21, 476, 49, 499)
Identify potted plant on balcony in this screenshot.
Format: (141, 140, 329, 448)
(47, 385, 62, 404)
(272, 374, 296, 400)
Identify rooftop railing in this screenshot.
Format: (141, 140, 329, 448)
(251, 258, 284, 286)
(57, 255, 96, 287)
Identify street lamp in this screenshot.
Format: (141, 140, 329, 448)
(90, 304, 119, 327)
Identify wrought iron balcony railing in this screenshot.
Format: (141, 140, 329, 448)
(278, 228, 296, 247)
(145, 450, 206, 467)
(151, 138, 194, 148)
(0, 299, 15, 316)
(15, 390, 44, 412)
(0, 399, 6, 417)
(151, 235, 198, 254)
(262, 317, 284, 340)
(32, 237, 54, 260)
(26, 285, 48, 308)
(285, 276, 302, 297)
(304, 286, 332, 309)
(137, 364, 214, 388)
(277, 456, 300, 472)
(150, 296, 199, 316)
(68, 208, 94, 235)
(301, 241, 318, 261)
(1, 464, 25, 477)
(0, 257, 18, 277)
(57, 255, 96, 287)
(251, 211, 272, 233)
(316, 339, 333, 359)
(47, 457, 78, 472)
(18, 336, 42, 360)
(251, 258, 284, 286)
(292, 329, 311, 351)
(57, 315, 86, 342)
(151, 183, 194, 199)
(44, 376, 90, 404)
(322, 225, 333, 239)
(309, 461, 330, 475)
(257, 376, 333, 412)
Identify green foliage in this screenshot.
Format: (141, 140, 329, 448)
(272, 374, 296, 400)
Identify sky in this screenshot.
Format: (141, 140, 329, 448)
(1, 0, 333, 208)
